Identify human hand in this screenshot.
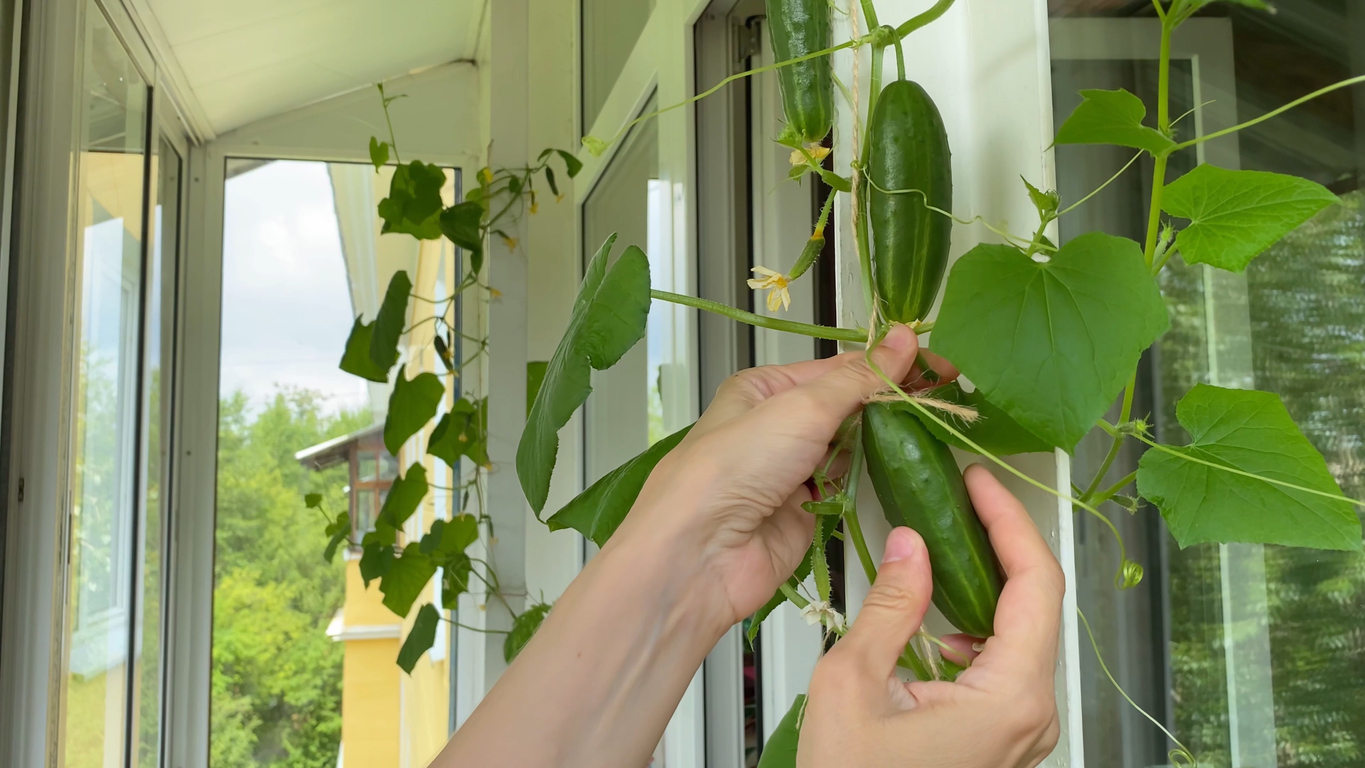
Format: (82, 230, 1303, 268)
(606, 323, 953, 631)
(797, 465, 1064, 768)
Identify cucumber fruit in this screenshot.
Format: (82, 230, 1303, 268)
(862, 402, 1002, 637)
(868, 80, 952, 324)
(766, 0, 834, 143)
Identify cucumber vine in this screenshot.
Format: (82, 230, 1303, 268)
(320, 0, 1365, 763)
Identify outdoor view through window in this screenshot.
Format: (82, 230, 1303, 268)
(212, 158, 459, 767)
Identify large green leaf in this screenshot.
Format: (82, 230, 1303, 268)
(439, 201, 485, 275)
(385, 371, 443, 456)
(1054, 89, 1176, 157)
(428, 397, 488, 468)
(381, 546, 437, 616)
(420, 514, 479, 558)
(442, 554, 473, 606)
(504, 603, 553, 663)
(339, 318, 391, 383)
(378, 161, 446, 239)
(757, 695, 806, 768)
(1137, 385, 1363, 551)
(377, 463, 428, 530)
(910, 384, 1056, 455)
(526, 361, 548, 416)
(397, 604, 439, 673)
(932, 233, 1169, 451)
(1162, 164, 1338, 272)
(516, 234, 652, 514)
(370, 271, 413, 372)
(546, 424, 692, 546)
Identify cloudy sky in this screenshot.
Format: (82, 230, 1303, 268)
(219, 160, 369, 415)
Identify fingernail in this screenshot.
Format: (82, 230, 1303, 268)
(882, 527, 922, 564)
(881, 323, 913, 351)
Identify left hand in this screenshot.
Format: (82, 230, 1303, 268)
(607, 324, 952, 628)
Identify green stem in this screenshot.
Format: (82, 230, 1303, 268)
(1080, 373, 1136, 503)
(893, 35, 906, 81)
(899, 644, 932, 682)
(842, 436, 880, 586)
(779, 581, 810, 609)
(379, 84, 402, 164)
(858, 0, 881, 28)
(894, 0, 958, 38)
(651, 290, 867, 343)
(447, 618, 510, 635)
(1157, 21, 1173, 132)
(1173, 74, 1365, 152)
(1058, 150, 1142, 217)
(1093, 470, 1139, 506)
(1143, 154, 1170, 269)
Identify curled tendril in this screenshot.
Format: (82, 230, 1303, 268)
(1118, 559, 1145, 590)
(1170, 747, 1198, 768)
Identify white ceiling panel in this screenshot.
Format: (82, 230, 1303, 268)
(144, 0, 485, 134)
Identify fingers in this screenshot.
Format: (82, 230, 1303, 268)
(828, 527, 933, 676)
(963, 465, 1064, 671)
(937, 633, 983, 668)
(693, 355, 855, 437)
(762, 325, 920, 440)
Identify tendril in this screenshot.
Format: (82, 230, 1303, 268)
(1079, 608, 1198, 767)
(860, 174, 1041, 250)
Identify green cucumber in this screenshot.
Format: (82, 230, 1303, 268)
(766, 0, 834, 143)
(862, 402, 1002, 637)
(868, 80, 952, 324)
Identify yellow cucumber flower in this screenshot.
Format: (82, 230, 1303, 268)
(789, 142, 831, 167)
(748, 266, 791, 312)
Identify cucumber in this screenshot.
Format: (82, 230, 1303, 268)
(862, 402, 1002, 637)
(868, 80, 952, 324)
(766, 0, 834, 143)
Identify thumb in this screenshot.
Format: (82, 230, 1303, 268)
(837, 527, 933, 676)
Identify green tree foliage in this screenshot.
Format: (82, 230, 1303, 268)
(211, 389, 369, 767)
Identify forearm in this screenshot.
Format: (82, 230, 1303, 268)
(436, 526, 729, 768)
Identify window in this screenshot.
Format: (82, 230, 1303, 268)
(1050, 4, 1365, 766)
(581, 0, 656, 132)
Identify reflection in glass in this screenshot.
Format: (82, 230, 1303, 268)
(63, 4, 149, 766)
(581, 0, 656, 132)
(1052, 4, 1365, 766)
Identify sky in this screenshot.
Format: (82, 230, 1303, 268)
(219, 160, 369, 416)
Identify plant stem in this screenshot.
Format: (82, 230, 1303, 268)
(651, 290, 867, 342)
(1142, 154, 1170, 269)
(893, 36, 906, 81)
(447, 618, 510, 635)
(1093, 470, 1139, 506)
(1080, 373, 1136, 503)
(893, 0, 958, 39)
(1157, 22, 1173, 132)
(858, 0, 881, 28)
(842, 437, 880, 586)
(780, 581, 810, 609)
(1173, 74, 1365, 152)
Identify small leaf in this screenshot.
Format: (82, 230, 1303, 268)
(556, 148, 584, 178)
(788, 165, 807, 181)
(504, 603, 553, 663)
(369, 137, 390, 170)
(380, 547, 437, 616)
(339, 317, 391, 383)
(581, 136, 608, 157)
(756, 695, 806, 768)
(1137, 384, 1362, 551)
(428, 397, 488, 468)
(377, 463, 428, 530)
(323, 512, 351, 563)
(377, 161, 446, 239)
(546, 424, 692, 546)
(384, 370, 444, 456)
(1054, 89, 1176, 157)
(442, 554, 473, 605)
(1022, 176, 1059, 219)
(397, 604, 440, 673)
(544, 166, 559, 197)
(911, 383, 1056, 455)
(932, 233, 1169, 451)
(369, 270, 413, 372)
(359, 540, 394, 586)
(517, 234, 652, 514)
(526, 361, 548, 417)
(440, 201, 485, 276)
(818, 169, 852, 193)
(304, 492, 324, 508)
(1162, 164, 1337, 272)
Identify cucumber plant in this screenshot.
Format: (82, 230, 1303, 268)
(322, 0, 1365, 762)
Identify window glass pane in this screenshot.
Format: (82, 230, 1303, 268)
(129, 136, 181, 768)
(1051, 5, 1365, 767)
(213, 159, 457, 766)
(62, 4, 148, 765)
(582, 0, 656, 132)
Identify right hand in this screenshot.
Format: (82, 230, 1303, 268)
(797, 465, 1065, 768)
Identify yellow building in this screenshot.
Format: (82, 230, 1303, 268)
(297, 167, 463, 768)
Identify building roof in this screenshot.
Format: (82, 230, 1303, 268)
(294, 424, 384, 472)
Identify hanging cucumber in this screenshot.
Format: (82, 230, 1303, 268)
(862, 402, 1002, 638)
(868, 80, 952, 324)
(766, 0, 834, 143)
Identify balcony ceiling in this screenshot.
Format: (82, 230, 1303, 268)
(142, 0, 486, 136)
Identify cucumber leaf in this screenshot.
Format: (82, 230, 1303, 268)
(1138, 384, 1363, 551)
(428, 397, 488, 468)
(504, 602, 553, 663)
(397, 604, 439, 673)
(439, 201, 485, 275)
(369, 137, 389, 170)
(380, 546, 437, 616)
(910, 383, 1056, 455)
(378, 161, 446, 239)
(1054, 89, 1176, 157)
(933, 233, 1169, 451)
(369, 270, 413, 372)
(517, 233, 652, 514)
(546, 424, 692, 546)
(377, 463, 428, 530)
(385, 370, 444, 455)
(339, 317, 391, 383)
(757, 695, 806, 768)
(419, 514, 479, 557)
(1162, 164, 1337, 272)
